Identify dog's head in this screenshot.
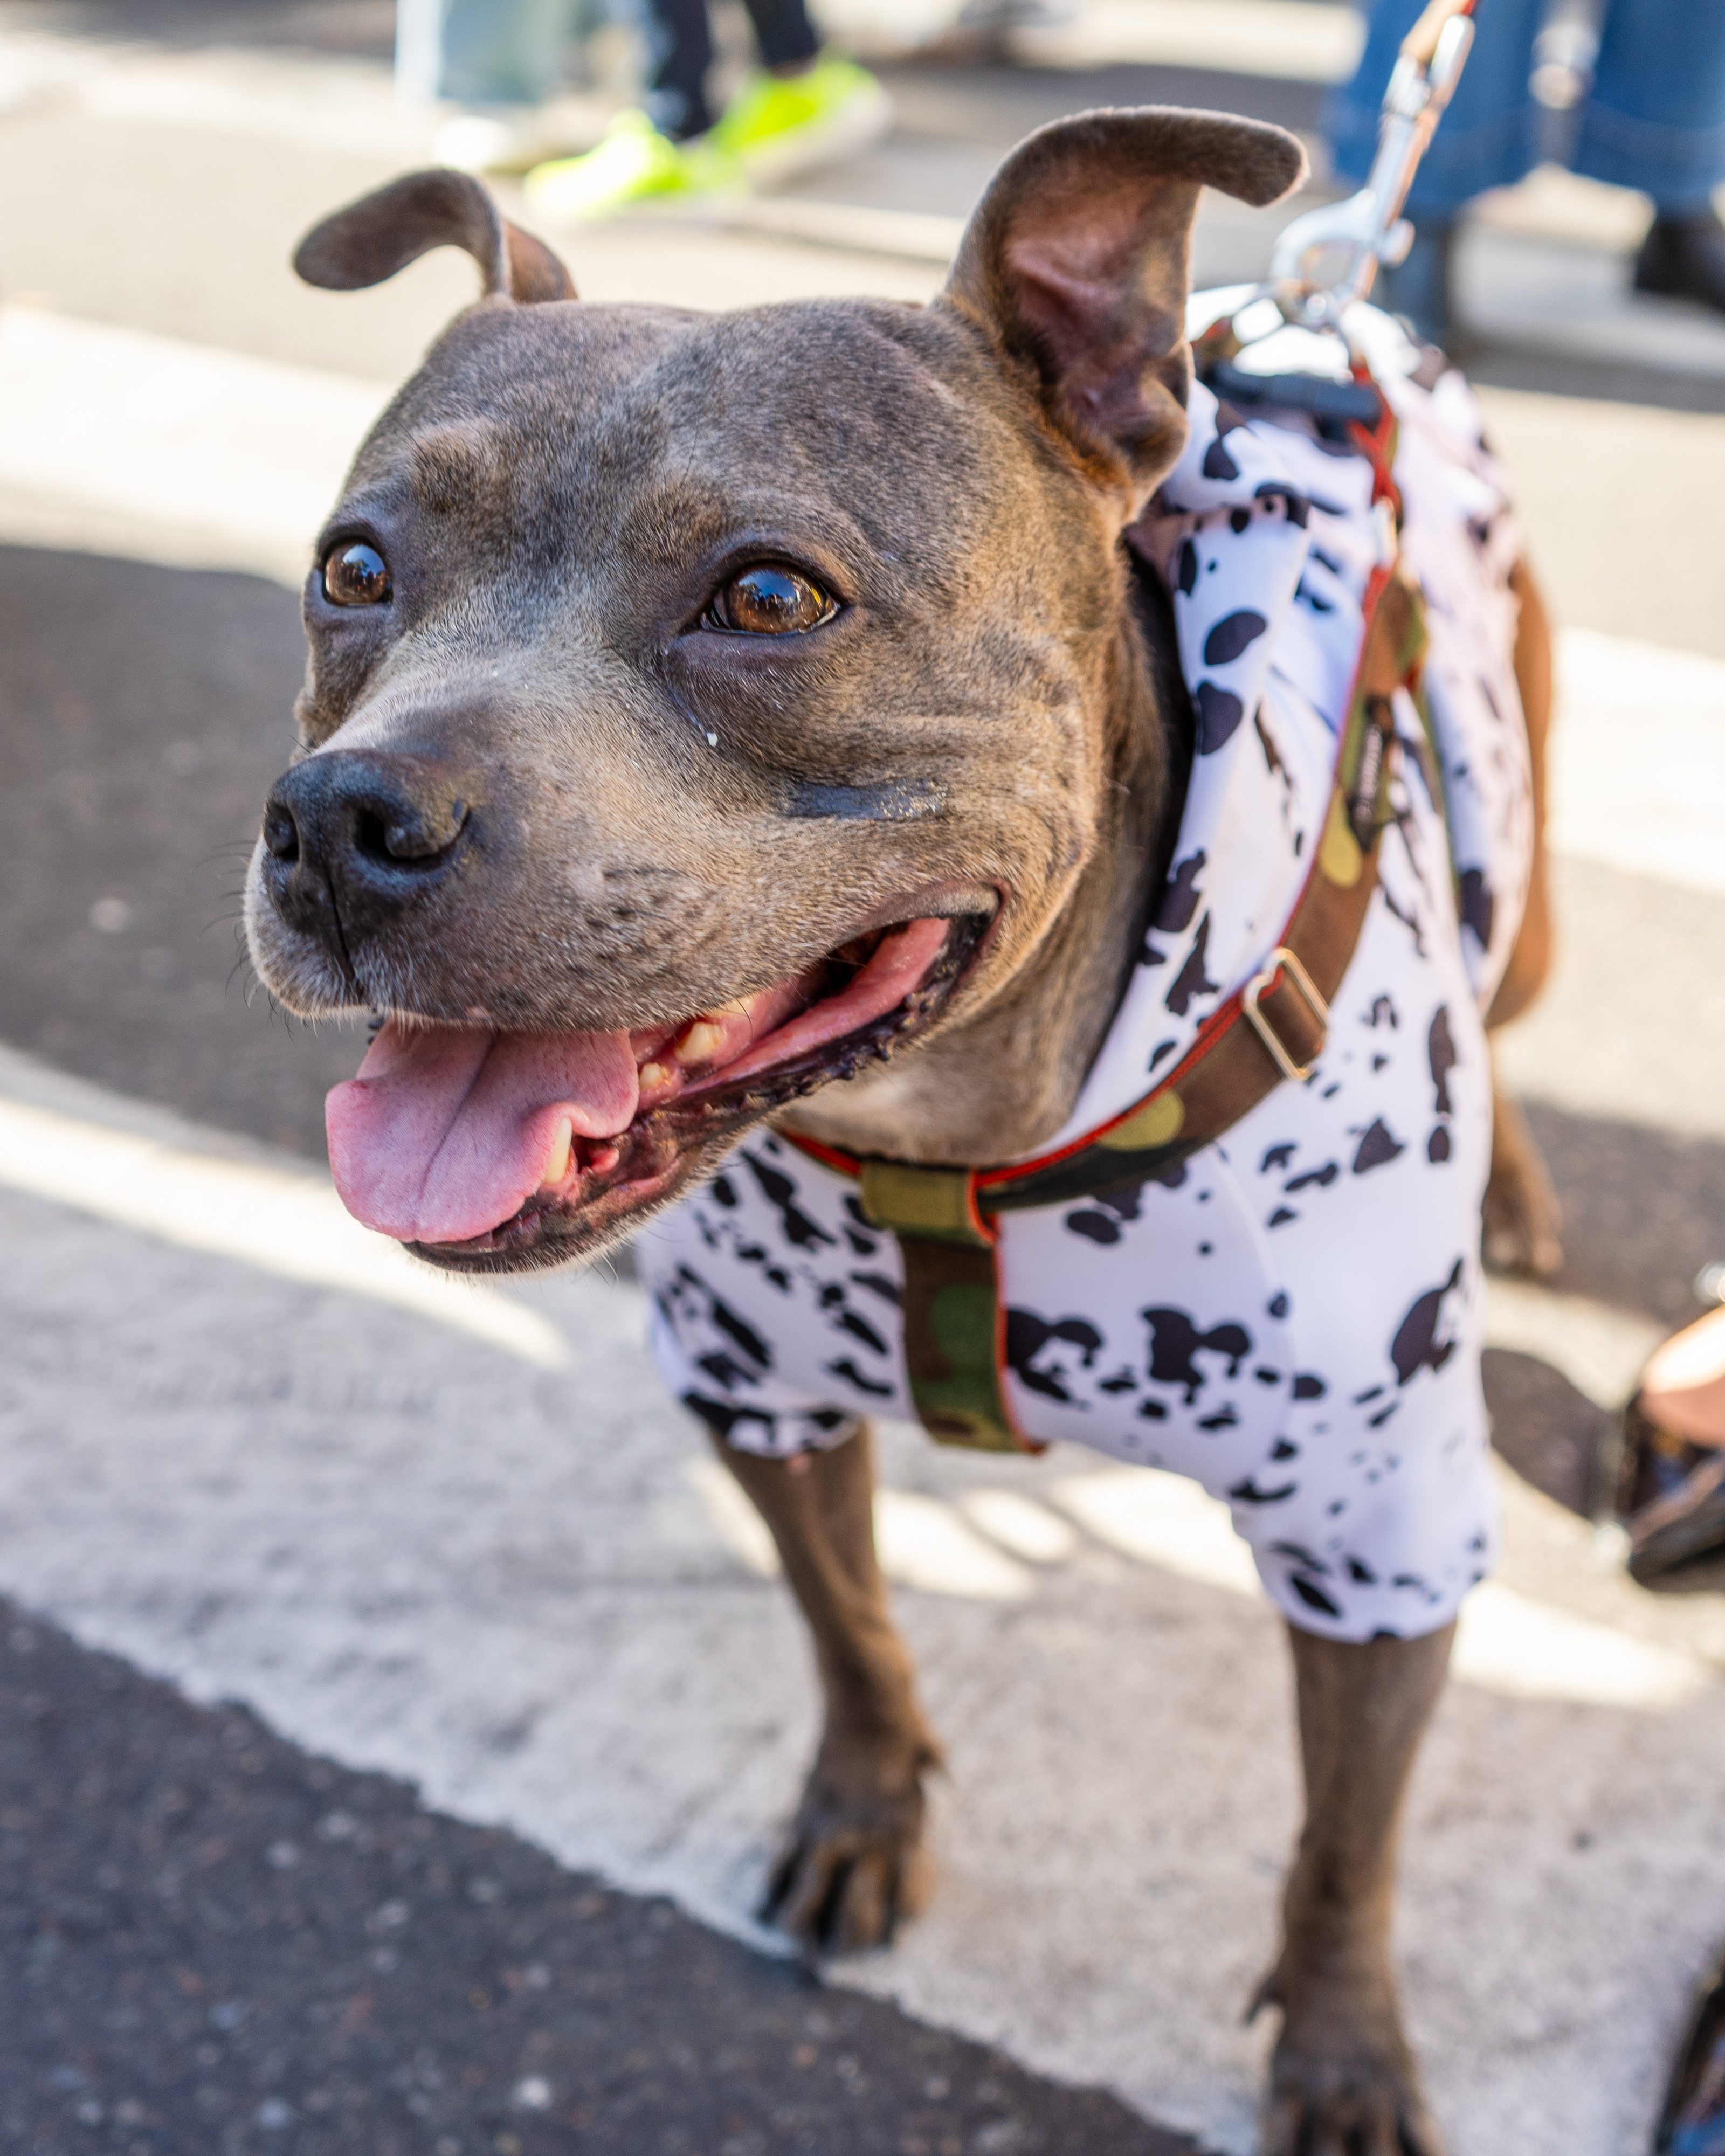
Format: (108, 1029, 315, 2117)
(245, 113, 1303, 1272)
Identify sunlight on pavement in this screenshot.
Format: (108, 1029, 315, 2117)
(957, 1488, 1080, 1564)
(687, 1457, 1036, 1599)
(685, 1455, 782, 1578)
(692, 1446, 1711, 1705)
(874, 1489, 1033, 1600)
(1052, 1466, 1712, 1707)
(0, 303, 390, 584)
(0, 1092, 569, 1369)
(1551, 631, 1725, 895)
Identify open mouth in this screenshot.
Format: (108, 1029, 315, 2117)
(325, 903, 995, 1272)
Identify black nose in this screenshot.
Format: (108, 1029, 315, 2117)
(260, 750, 474, 951)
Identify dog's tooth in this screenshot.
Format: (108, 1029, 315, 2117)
(540, 1115, 574, 1190)
(590, 1144, 620, 1173)
(674, 1018, 729, 1067)
(639, 1060, 673, 1091)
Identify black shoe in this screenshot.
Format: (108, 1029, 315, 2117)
(1612, 1392, 1725, 1584)
(1658, 1957, 1725, 2154)
(1633, 212, 1725, 315)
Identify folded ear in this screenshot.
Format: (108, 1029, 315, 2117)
(940, 109, 1305, 501)
(293, 168, 575, 305)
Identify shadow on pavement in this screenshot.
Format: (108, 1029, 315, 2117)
(0, 544, 358, 1158)
(0, 1599, 1198, 2156)
(5, 0, 397, 59)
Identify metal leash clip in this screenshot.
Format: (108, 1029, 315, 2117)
(1268, 0, 1476, 319)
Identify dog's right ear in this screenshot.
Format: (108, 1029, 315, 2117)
(293, 169, 575, 305)
(939, 108, 1305, 505)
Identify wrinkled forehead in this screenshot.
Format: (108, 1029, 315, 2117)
(341, 295, 1027, 569)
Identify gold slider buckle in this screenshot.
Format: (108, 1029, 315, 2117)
(1243, 946, 1329, 1083)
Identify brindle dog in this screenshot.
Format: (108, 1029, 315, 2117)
(246, 110, 1559, 2153)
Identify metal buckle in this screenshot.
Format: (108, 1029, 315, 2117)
(1243, 946, 1329, 1083)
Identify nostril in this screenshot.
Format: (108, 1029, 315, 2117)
(355, 799, 469, 865)
(263, 804, 300, 862)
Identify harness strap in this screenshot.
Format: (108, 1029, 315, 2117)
(788, 545, 1427, 1454)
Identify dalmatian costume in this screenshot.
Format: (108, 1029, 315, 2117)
(639, 303, 1533, 1644)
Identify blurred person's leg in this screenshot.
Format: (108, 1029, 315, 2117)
(397, 0, 576, 105)
(642, 0, 719, 139)
(525, 0, 889, 218)
(1577, 0, 1725, 313)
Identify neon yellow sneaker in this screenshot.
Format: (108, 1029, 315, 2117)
(525, 110, 715, 223)
(708, 54, 894, 187)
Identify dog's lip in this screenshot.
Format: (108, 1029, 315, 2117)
(407, 890, 1000, 1268)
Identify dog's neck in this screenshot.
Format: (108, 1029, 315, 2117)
(779, 562, 1190, 1167)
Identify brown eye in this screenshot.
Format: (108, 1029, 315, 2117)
(707, 564, 834, 635)
(322, 540, 391, 607)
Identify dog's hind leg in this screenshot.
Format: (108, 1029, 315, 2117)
(712, 1421, 941, 1952)
(1257, 1620, 1454, 2156)
(1482, 557, 1563, 1278)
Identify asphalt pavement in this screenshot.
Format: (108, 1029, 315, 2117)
(2, 2, 1725, 2152)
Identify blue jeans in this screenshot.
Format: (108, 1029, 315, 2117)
(1325, 0, 1725, 214)
(396, 0, 585, 105)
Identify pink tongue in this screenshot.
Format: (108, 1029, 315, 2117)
(327, 1022, 639, 1244)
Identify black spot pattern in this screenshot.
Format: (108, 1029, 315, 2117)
(1351, 1118, 1405, 1174)
(1166, 914, 1220, 1017)
(1005, 1312, 1105, 1402)
(1156, 850, 1206, 933)
(1195, 681, 1246, 755)
(1391, 1260, 1465, 1386)
(1141, 1309, 1251, 1404)
(1203, 610, 1268, 666)
(1427, 1007, 1457, 1115)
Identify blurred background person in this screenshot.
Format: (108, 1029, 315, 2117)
(396, 0, 892, 215)
(1326, 0, 1725, 344)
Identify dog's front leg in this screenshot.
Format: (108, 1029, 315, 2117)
(1258, 1621, 1454, 2156)
(712, 1422, 941, 1953)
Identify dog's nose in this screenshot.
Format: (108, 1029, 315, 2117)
(260, 750, 474, 948)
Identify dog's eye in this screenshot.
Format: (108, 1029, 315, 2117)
(322, 541, 392, 607)
(706, 565, 834, 636)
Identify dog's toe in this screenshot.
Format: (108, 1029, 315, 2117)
(1265, 2079, 1443, 2156)
(760, 1774, 931, 1954)
(1265, 2010, 1446, 2156)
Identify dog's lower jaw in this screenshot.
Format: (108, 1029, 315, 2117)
(712, 1423, 941, 1955)
(1257, 1621, 1455, 2156)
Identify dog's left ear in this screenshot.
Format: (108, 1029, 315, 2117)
(940, 109, 1305, 503)
(293, 168, 575, 305)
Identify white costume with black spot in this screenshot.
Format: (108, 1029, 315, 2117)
(638, 306, 1533, 1644)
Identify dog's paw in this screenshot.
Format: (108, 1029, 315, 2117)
(760, 1752, 933, 1955)
(1260, 1988, 1445, 2156)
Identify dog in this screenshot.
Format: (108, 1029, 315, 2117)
(245, 112, 1560, 2152)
